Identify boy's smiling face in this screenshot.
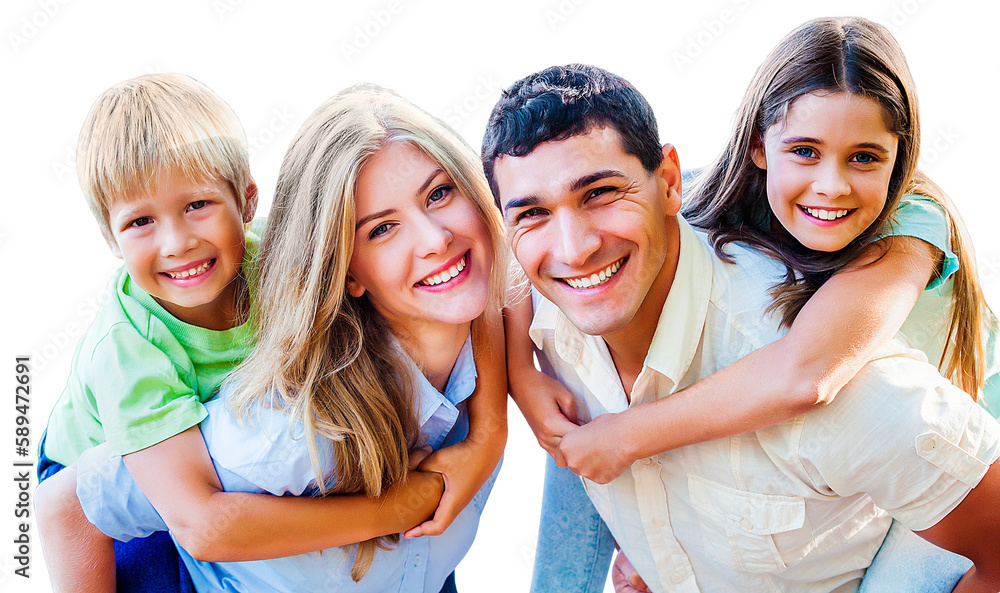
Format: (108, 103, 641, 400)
(106, 167, 253, 329)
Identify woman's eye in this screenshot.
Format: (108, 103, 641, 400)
(791, 147, 816, 158)
(428, 185, 453, 203)
(129, 217, 152, 228)
(187, 200, 208, 211)
(369, 222, 392, 239)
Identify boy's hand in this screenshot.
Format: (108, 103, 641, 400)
(511, 369, 580, 463)
(402, 439, 498, 539)
(612, 551, 650, 593)
(557, 412, 635, 484)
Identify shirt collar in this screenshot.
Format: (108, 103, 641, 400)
(528, 217, 714, 388)
(402, 334, 477, 427)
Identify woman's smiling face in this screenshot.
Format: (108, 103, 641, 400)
(347, 141, 493, 337)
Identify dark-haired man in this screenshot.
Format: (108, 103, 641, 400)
(484, 64, 1000, 592)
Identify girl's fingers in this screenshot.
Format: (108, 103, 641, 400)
(408, 447, 433, 470)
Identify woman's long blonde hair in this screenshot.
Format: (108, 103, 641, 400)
(227, 84, 509, 579)
(683, 17, 992, 397)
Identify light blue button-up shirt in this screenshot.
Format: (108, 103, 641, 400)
(76, 335, 500, 592)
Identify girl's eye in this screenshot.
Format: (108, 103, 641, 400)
(428, 185, 453, 203)
(129, 217, 152, 228)
(852, 152, 879, 164)
(791, 147, 817, 158)
(368, 222, 393, 239)
(187, 200, 208, 211)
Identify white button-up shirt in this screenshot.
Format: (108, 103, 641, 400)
(529, 218, 1000, 593)
(77, 335, 499, 593)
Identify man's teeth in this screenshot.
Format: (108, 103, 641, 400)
(565, 259, 623, 290)
(803, 207, 849, 221)
(164, 261, 212, 279)
(419, 256, 466, 286)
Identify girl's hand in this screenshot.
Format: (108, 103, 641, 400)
(611, 551, 650, 593)
(402, 439, 498, 538)
(512, 368, 580, 463)
(388, 448, 444, 530)
(557, 412, 635, 484)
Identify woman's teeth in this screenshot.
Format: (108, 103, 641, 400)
(419, 255, 466, 286)
(803, 207, 849, 221)
(565, 259, 623, 290)
(164, 260, 212, 279)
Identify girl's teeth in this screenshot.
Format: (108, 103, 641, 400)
(805, 207, 849, 221)
(419, 256, 466, 286)
(165, 261, 211, 279)
(566, 258, 624, 289)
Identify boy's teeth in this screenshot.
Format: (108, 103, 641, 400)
(565, 259, 623, 290)
(165, 261, 212, 279)
(804, 207, 849, 221)
(419, 255, 466, 286)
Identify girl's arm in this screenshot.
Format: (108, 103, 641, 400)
(504, 295, 580, 464)
(123, 426, 443, 561)
(404, 308, 509, 538)
(558, 235, 941, 483)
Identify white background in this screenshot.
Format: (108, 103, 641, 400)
(2, 0, 998, 591)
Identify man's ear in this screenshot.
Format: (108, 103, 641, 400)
(658, 144, 683, 217)
(242, 178, 259, 224)
(346, 275, 366, 298)
(751, 144, 768, 170)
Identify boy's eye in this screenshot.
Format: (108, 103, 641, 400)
(368, 222, 393, 239)
(129, 217, 152, 228)
(791, 147, 817, 158)
(428, 185, 453, 203)
(187, 200, 208, 211)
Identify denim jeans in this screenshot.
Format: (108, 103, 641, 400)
(859, 520, 971, 593)
(531, 457, 615, 593)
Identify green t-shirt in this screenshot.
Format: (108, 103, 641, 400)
(43, 221, 263, 466)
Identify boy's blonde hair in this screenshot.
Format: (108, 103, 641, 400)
(77, 73, 253, 239)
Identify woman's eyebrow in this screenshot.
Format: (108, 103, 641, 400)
(355, 208, 396, 231)
(417, 168, 445, 195)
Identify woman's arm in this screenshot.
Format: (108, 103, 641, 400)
(558, 235, 941, 483)
(405, 308, 509, 538)
(504, 295, 580, 464)
(123, 427, 444, 562)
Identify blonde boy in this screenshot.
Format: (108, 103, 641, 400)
(37, 73, 259, 591)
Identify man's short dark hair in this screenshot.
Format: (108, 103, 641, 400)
(481, 63, 663, 205)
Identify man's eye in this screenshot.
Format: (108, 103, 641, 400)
(587, 187, 613, 200)
(515, 207, 546, 223)
(129, 217, 152, 228)
(369, 222, 392, 239)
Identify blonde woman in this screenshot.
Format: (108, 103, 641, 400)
(54, 84, 510, 592)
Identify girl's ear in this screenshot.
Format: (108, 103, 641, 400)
(751, 144, 768, 170)
(346, 275, 366, 298)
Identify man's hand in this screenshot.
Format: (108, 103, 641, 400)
(510, 368, 579, 463)
(402, 440, 498, 539)
(558, 412, 635, 483)
(611, 551, 650, 593)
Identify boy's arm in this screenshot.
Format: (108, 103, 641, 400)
(916, 462, 1000, 592)
(558, 235, 939, 483)
(404, 309, 508, 538)
(504, 295, 579, 462)
(123, 426, 443, 562)
(36, 467, 115, 593)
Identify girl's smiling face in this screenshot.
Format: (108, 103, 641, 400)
(347, 141, 493, 338)
(753, 92, 899, 252)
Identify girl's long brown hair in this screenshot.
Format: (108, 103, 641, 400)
(683, 17, 992, 397)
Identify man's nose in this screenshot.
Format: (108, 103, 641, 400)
(553, 211, 601, 268)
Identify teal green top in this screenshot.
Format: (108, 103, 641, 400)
(885, 195, 999, 417)
(44, 221, 264, 465)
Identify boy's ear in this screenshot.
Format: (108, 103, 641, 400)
(103, 229, 123, 259)
(345, 275, 366, 298)
(658, 144, 683, 217)
(242, 179, 259, 224)
(751, 144, 768, 170)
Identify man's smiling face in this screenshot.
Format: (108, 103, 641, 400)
(494, 126, 681, 337)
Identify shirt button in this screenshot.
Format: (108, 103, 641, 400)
(740, 518, 753, 530)
(414, 554, 423, 566)
(921, 438, 937, 452)
(652, 517, 665, 528)
(640, 457, 654, 466)
(671, 573, 684, 584)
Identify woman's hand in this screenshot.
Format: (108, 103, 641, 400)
(612, 551, 650, 593)
(557, 412, 635, 484)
